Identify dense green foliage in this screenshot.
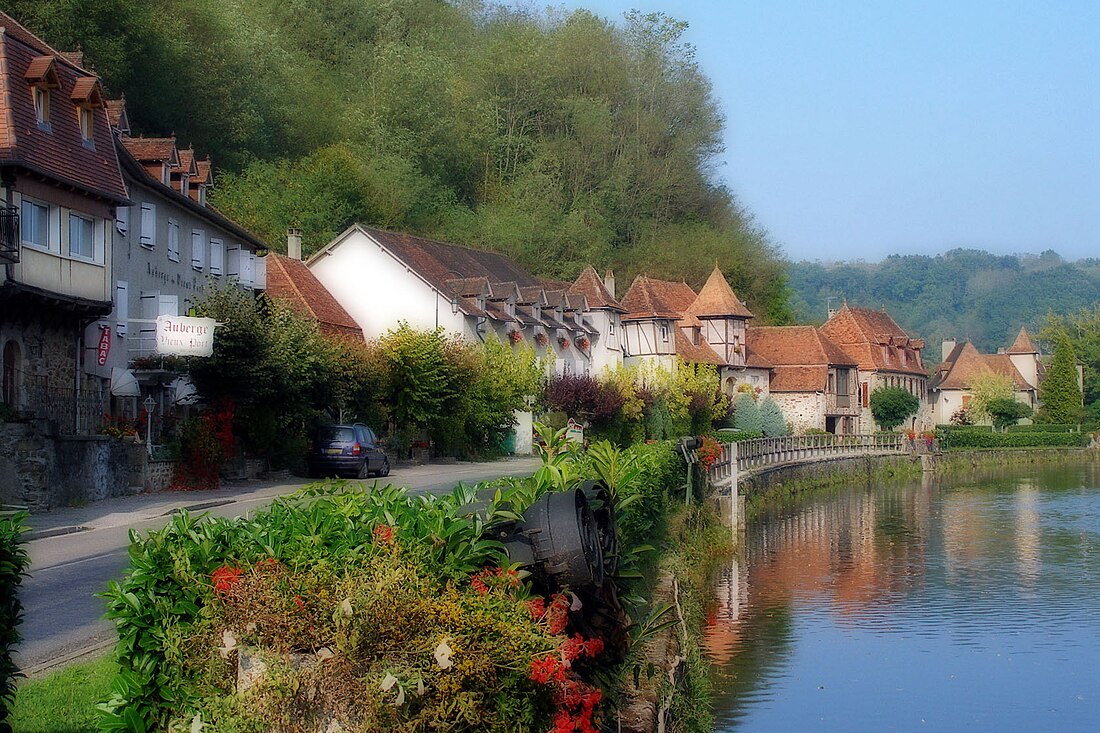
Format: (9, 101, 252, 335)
(730, 394, 763, 434)
(758, 397, 788, 437)
(1005, 423, 1078, 433)
(1038, 332, 1083, 425)
(869, 386, 919, 430)
(984, 397, 1032, 432)
(789, 249, 1100, 351)
(0, 510, 29, 733)
(13, 0, 792, 321)
(7, 657, 114, 733)
(934, 427, 1089, 449)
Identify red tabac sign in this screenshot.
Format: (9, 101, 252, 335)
(96, 326, 111, 366)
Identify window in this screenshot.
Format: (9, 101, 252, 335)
(33, 87, 50, 127)
(167, 219, 180, 262)
(79, 106, 94, 144)
(20, 199, 50, 249)
(68, 214, 95, 259)
(209, 238, 223, 275)
(179, 174, 189, 199)
(660, 322, 670, 342)
(609, 318, 615, 335)
(226, 244, 240, 278)
(191, 230, 205, 270)
(861, 382, 870, 408)
(116, 281, 129, 336)
(139, 203, 156, 247)
(116, 205, 129, 235)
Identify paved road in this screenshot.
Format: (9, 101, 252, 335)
(16, 457, 540, 675)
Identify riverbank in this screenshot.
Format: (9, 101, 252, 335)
(741, 446, 1097, 519)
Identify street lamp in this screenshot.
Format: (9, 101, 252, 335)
(435, 270, 463, 329)
(143, 395, 156, 457)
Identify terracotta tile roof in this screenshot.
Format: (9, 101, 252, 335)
(675, 329, 723, 364)
(620, 275, 698, 320)
(59, 50, 83, 68)
(0, 12, 128, 202)
(930, 341, 1032, 391)
(265, 253, 363, 339)
(564, 293, 588, 311)
(69, 76, 102, 104)
(747, 326, 858, 380)
(105, 98, 128, 132)
(1007, 327, 1038, 354)
(484, 300, 519, 323)
(819, 305, 927, 376)
(570, 266, 624, 311)
(24, 55, 57, 84)
(744, 350, 774, 370)
(174, 146, 198, 175)
(121, 135, 179, 164)
(194, 157, 212, 185)
(686, 265, 754, 319)
(769, 365, 829, 392)
(518, 286, 547, 306)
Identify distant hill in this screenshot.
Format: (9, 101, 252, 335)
(788, 249, 1100, 356)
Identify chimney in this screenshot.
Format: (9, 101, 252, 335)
(286, 228, 302, 260)
(997, 347, 1006, 355)
(603, 270, 616, 299)
(942, 339, 957, 362)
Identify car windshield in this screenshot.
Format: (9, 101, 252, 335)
(316, 426, 355, 444)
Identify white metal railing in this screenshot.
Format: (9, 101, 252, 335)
(709, 433, 906, 487)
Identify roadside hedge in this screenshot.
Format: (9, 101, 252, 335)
(1006, 423, 1078, 433)
(935, 429, 1089, 449)
(1, 510, 29, 732)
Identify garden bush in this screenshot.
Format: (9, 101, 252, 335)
(1006, 423, 1077, 433)
(759, 397, 787, 437)
(1, 509, 29, 732)
(934, 429, 1089, 449)
(731, 394, 763, 434)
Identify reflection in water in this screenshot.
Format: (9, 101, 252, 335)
(705, 462, 1100, 732)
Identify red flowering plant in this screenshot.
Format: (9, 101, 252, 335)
(695, 435, 723, 470)
(97, 412, 139, 439)
(509, 329, 524, 344)
(576, 337, 590, 351)
(171, 399, 236, 491)
(535, 332, 549, 347)
(558, 336, 571, 349)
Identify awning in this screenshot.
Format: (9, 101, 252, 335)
(170, 376, 200, 405)
(110, 367, 140, 397)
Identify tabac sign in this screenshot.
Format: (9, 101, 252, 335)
(155, 315, 216, 357)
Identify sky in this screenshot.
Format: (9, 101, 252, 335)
(557, 1, 1099, 263)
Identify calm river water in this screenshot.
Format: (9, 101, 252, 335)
(705, 461, 1100, 732)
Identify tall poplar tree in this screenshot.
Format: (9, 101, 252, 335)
(1038, 332, 1083, 424)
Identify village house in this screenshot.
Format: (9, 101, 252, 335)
(264, 229, 363, 341)
(928, 328, 1056, 425)
(819, 304, 931, 429)
(0, 14, 129, 432)
(746, 326, 861, 434)
(85, 98, 267, 420)
(305, 224, 618, 377)
(618, 267, 772, 395)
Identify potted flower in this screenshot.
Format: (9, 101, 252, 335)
(577, 337, 590, 351)
(558, 336, 571, 349)
(534, 332, 548, 347)
(509, 330, 523, 344)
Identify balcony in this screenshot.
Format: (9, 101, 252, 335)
(825, 391, 861, 416)
(0, 205, 18, 265)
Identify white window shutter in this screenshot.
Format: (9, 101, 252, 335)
(116, 281, 129, 336)
(226, 243, 240, 277)
(254, 254, 267, 289)
(191, 230, 205, 270)
(116, 206, 129, 235)
(210, 238, 223, 275)
(139, 290, 159, 347)
(158, 294, 178, 317)
(140, 203, 155, 246)
(243, 252, 256, 288)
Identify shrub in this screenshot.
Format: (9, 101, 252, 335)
(949, 408, 973, 425)
(985, 396, 1032, 431)
(869, 386, 919, 430)
(1006, 423, 1077, 433)
(759, 397, 787, 437)
(731, 394, 763, 434)
(935, 429, 1089, 449)
(1, 510, 29, 729)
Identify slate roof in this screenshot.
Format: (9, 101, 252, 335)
(265, 254, 363, 339)
(1007, 327, 1038, 354)
(746, 326, 858, 392)
(0, 12, 128, 202)
(819, 305, 927, 376)
(686, 266, 754, 319)
(570, 266, 624, 311)
(930, 341, 1032, 391)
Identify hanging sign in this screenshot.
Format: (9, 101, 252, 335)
(96, 326, 112, 366)
(566, 418, 584, 443)
(155, 315, 216, 357)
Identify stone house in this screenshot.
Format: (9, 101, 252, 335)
(84, 98, 267, 422)
(928, 328, 1052, 425)
(0, 14, 129, 433)
(306, 224, 615, 377)
(819, 305, 931, 429)
(746, 326, 861, 434)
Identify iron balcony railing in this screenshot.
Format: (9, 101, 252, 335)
(0, 204, 18, 265)
(24, 380, 108, 435)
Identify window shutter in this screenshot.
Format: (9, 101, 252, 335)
(191, 230, 205, 270)
(254, 254, 267, 289)
(210, 238, 223, 275)
(158, 294, 178, 317)
(167, 220, 180, 261)
(226, 243, 240, 277)
(116, 206, 129, 235)
(139, 203, 156, 247)
(139, 290, 159, 347)
(861, 382, 869, 408)
(242, 252, 256, 287)
(116, 281, 129, 336)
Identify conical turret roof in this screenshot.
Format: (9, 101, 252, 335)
(686, 265, 754, 319)
(1007, 327, 1038, 354)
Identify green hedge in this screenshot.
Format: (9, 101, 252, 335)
(936, 424, 993, 433)
(1006, 423, 1078, 433)
(1, 510, 29, 731)
(937, 429, 1089, 449)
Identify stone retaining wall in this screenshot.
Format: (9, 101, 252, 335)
(0, 420, 137, 512)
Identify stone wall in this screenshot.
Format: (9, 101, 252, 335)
(772, 392, 824, 434)
(0, 420, 136, 512)
(739, 454, 921, 500)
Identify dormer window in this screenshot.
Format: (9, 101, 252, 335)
(34, 86, 50, 126)
(79, 107, 94, 143)
(26, 56, 60, 131)
(180, 174, 189, 198)
(70, 76, 104, 147)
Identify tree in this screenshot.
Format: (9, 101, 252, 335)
(869, 386, 919, 430)
(731, 393, 762, 434)
(985, 397, 1032, 431)
(967, 372, 1014, 424)
(1038, 331, 1083, 424)
(759, 397, 787, 437)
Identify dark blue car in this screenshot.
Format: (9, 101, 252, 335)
(307, 424, 390, 479)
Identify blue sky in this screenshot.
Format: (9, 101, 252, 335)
(556, 1, 1099, 263)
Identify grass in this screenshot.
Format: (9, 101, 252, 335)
(9, 656, 115, 733)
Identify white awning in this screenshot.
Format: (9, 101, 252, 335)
(110, 367, 140, 397)
(171, 376, 200, 405)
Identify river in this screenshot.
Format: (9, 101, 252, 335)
(704, 461, 1100, 732)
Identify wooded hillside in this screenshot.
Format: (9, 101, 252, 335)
(789, 249, 1100, 353)
(10, 0, 792, 322)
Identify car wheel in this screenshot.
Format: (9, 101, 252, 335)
(357, 460, 370, 480)
(378, 458, 390, 478)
